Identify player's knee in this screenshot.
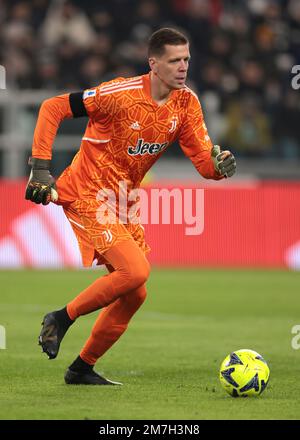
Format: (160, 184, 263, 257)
(106, 242, 150, 292)
(122, 285, 147, 315)
(131, 285, 147, 307)
(127, 258, 150, 290)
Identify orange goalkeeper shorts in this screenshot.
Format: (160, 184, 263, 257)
(62, 199, 150, 267)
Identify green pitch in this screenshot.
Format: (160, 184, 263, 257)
(0, 268, 300, 420)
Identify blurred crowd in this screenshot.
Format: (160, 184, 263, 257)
(1, 0, 300, 159)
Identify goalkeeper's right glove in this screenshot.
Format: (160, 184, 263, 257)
(25, 157, 58, 205)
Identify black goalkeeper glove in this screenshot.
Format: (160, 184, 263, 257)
(211, 145, 236, 178)
(25, 157, 58, 205)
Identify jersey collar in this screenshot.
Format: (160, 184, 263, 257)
(142, 72, 176, 107)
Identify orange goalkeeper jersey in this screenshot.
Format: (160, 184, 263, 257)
(32, 73, 222, 204)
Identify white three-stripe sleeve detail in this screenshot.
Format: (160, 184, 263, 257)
(100, 79, 142, 92)
(100, 85, 143, 96)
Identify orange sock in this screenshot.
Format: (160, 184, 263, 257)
(67, 240, 150, 320)
(79, 284, 147, 365)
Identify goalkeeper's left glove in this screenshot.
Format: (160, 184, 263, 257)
(211, 145, 236, 178)
(25, 157, 58, 205)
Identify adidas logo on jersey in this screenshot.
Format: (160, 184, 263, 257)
(130, 121, 141, 130)
(128, 138, 168, 156)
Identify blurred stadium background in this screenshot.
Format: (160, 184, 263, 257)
(0, 0, 300, 269)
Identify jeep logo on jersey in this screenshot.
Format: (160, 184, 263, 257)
(128, 138, 168, 156)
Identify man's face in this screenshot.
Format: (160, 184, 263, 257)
(149, 44, 190, 89)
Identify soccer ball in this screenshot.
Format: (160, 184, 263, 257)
(219, 349, 270, 397)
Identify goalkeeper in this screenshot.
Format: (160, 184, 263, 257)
(25, 27, 236, 386)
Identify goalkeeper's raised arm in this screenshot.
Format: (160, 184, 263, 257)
(25, 92, 87, 205)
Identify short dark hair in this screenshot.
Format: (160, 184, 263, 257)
(148, 28, 189, 57)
